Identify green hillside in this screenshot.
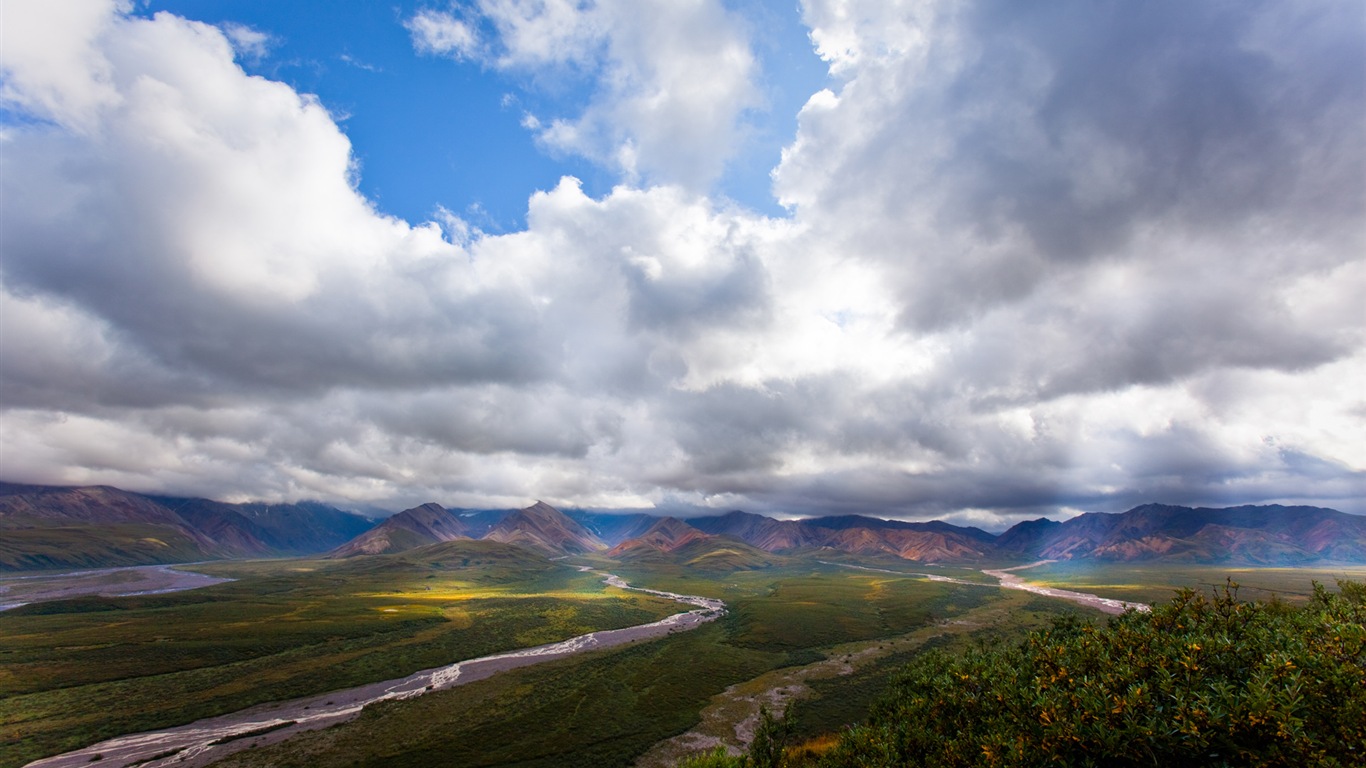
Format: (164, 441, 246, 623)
(687, 579, 1366, 767)
(0, 524, 208, 570)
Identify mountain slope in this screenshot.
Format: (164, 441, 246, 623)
(232, 501, 376, 553)
(806, 514, 998, 546)
(0, 523, 214, 571)
(566, 510, 660, 547)
(143, 497, 275, 555)
(688, 510, 998, 563)
(330, 539, 559, 583)
(688, 511, 827, 551)
(329, 502, 612, 558)
(454, 509, 516, 539)
(330, 503, 469, 557)
(0, 483, 375, 570)
(818, 526, 997, 562)
(997, 504, 1366, 564)
(606, 519, 779, 570)
(483, 501, 608, 555)
(1, 484, 213, 534)
(6, 480, 1362, 571)
(606, 517, 712, 557)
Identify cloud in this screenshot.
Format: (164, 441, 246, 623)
(406, 8, 480, 60)
(777, 0, 1364, 368)
(408, 0, 762, 189)
(0, 7, 557, 402)
(0, 0, 124, 132)
(0, 1, 1362, 523)
(221, 22, 273, 61)
(0, 5, 773, 507)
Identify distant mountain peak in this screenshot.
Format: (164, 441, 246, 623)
(996, 503, 1364, 564)
(10, 482, 1360, 570)
(329, 502, 468, 558)
(607, 517, 710, 556)
(484, 502, 607, 555)
(0, 483, 375, 570)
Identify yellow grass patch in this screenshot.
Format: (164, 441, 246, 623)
(358, 587, 627, 603)
(789, 732, 840, 757)
(440, 607, 473, 628)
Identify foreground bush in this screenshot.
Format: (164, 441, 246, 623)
(822, 580, 1365, 767)
(677, 581, 1365, 767)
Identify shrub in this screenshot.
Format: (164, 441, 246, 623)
(677, 747, 744, 768)
(820, 580, 1366, 767)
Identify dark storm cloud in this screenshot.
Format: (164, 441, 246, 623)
(924, 282, 1352, 409)
(661, 376, 975, 478)
(664, 382, 807, 474)
(677, 426, 1366, 527)
(783, 0, 1364, 340)
(949, 1, 1355, 255)
(361, 386, 620, 459)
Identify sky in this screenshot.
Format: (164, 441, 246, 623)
(0, 0, 1363, 529)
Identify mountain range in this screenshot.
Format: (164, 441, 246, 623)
(324, 498, 1366, 568)
(995, 503, 1366, 564)
(3, 481, 1364, 571)
(0, 482, 374, 570)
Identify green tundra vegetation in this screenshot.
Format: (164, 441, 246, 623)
(0, 523, 210, 571)
(1, 550, 1027, 768)
(0, 541, 683, 768)
(8, 550, 1363, 768)
(684, 579, 1366, 768)
(207, 564, 1027, 768)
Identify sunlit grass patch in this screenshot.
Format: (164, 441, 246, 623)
(440, 606, 473, 628)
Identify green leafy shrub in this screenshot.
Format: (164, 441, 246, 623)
(677, 747, 744, 768)
(820, 580, 1366, 767)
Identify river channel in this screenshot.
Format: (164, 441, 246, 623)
(820, 560, 1149, 615)
(0, 564, 234, 612)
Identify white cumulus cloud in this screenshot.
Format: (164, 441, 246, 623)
(406, 8, 481, 59)
(408, 0, 762, 189)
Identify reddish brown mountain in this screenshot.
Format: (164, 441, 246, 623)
(329, 502, 608, 558)
(483, 501, 607, 555)
(607, 517, 712, 557)
(996, 504, 1366, 564)
(0, 482, 374, 570)
(329, 502, 469, 557)
(9, 481, 1362, 571)
(607, 516, 781, 570)
(688, 511, 827, 550)
(820, 527, 996, 562)
(2, 484, 202, 530)
(688, 510, 996, 563)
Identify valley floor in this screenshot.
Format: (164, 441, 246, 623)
(5, 552, 1361, 768)
(22, 570, 724, 768)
